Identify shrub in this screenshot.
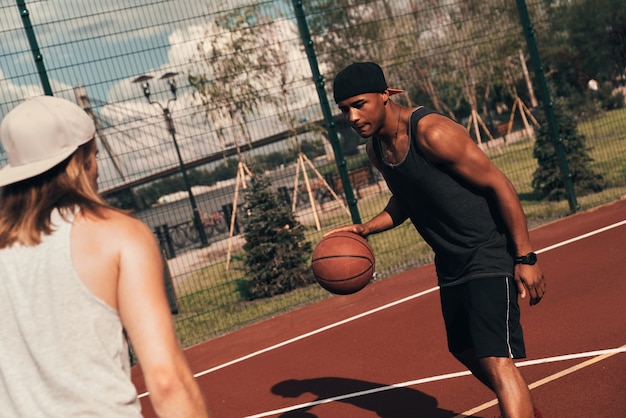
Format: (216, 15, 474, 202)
(532, 96, 606, 201)
(241, 172, 315, 299)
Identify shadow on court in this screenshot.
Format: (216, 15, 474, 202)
(271, 377, 462, 417)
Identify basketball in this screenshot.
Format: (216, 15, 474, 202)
(311, 231, 375, 295)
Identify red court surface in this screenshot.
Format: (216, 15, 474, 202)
(132, 198, 626, 417)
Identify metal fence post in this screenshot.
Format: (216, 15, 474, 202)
(291, 0, 362, 225)
(154, 225, 176, 259)
(222, 203, 240, 235)
(15, 0, 53, 96)
(160, 250, 179, 315)
(515, 0, 579, 213)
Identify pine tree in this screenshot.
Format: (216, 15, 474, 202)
(532, 96, 605, 201)
(241, 172, 315, 299)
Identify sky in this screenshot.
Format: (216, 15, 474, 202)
(0, 0, 327, 191)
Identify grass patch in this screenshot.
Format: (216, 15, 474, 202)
(173, 271, 329, 347)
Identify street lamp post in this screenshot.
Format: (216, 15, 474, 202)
(133, 72, 208, 247)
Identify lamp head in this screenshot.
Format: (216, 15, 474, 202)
(168, 79, 177, 98)
(160, 72, 179, 99)
(142, 82, 151, 100)
(132, 74, 155, 102)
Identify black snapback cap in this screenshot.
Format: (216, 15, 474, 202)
(333, 62, 403, 103)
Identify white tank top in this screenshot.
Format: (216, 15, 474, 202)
(0, 210, 141, 417)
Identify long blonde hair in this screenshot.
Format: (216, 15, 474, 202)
(0, 138, 111, 248)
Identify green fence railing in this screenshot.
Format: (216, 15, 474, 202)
(2, 0, 624, 347)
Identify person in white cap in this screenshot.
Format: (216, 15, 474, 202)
(330, 62, 546, 418)
(0, 96, 210, 417)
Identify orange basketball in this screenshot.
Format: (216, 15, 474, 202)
(311, 231, 375, 295)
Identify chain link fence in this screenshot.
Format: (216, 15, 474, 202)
(1, 0, 625, 347)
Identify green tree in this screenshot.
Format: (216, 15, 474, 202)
(241, 173, 314, 299)
(206, 158, 238, 183)
(104, 188, 145, 211)
(532, 96, 605, 201)
(299, 139, 325, 158)
(254, 149, 296, 172)
(307, 0, 527, 128)
(537, 0, 626, 105)
(306, 0, 389, 75)
(187, 4, 281, 161)
(565, 0, 626, 85)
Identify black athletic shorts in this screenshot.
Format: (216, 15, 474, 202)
(439, 276, 526, 359)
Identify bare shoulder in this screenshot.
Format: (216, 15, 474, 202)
(106, 209, 152, 234)
(71, 208, 159, 310)
(415, 113, 475, 164)
(79, 208, 148, 232)
(76, 208, 157, 251)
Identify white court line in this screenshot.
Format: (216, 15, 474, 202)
(138, 286, 440, 399)
(196, 286, 440, 378)
(535, 220, 626, 254)
(247, 346, 626, 418)
(137, 219, 626, 399)
(245, 370, 472, 418)
(455, 344, 626, 418)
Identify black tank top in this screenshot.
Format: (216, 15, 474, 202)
(373, 107, 514, 286)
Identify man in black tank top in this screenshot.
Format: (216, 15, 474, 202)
(330, 62, 546, 418)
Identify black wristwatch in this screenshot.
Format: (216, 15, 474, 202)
(514, 252, 537, 265)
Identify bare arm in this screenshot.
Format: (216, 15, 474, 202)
(116, 215, 211, 417)
(325, 198, 404, 238)
(417, 114, 546, 305)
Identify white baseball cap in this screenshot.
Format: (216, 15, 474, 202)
(0, 96, 95, 187)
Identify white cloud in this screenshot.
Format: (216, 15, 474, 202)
(1, 2, 328, 191)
